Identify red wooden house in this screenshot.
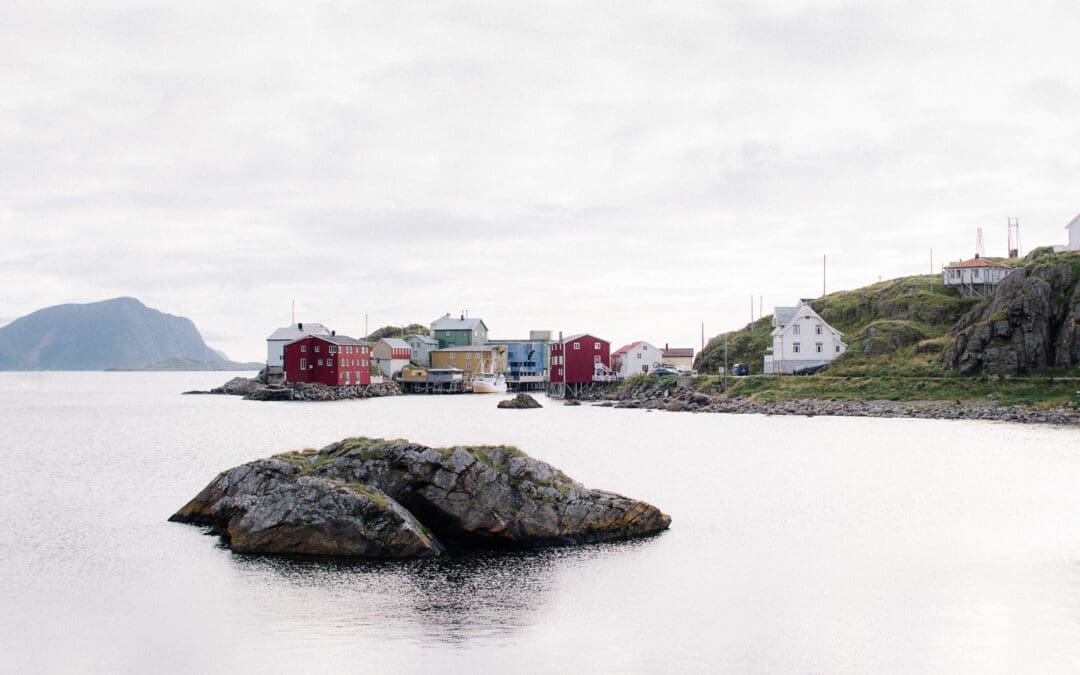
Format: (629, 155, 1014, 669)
(549, 333, 614, 397)
(284, 334, 371, 386)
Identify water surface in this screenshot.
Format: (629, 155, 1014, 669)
(3, 372, 1080, 672)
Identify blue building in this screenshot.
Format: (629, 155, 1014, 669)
(486, 338, 548, 390)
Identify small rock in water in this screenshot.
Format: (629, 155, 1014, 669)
(497, 393, 543, 409)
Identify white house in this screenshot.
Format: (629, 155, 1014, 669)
(266, 322, 330, 372)
(1053, 212, 1080, 253)
(372, 338, 412, 378)
(942, 255, 1013, 297)
(611, 341, 663, 378)
(763, 301, 846, 374)
(406, 334, 439, 366)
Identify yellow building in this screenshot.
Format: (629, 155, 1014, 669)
(430, 345, 508, 377)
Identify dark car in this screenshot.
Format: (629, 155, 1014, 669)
(652, 367, 679, 376)
(731, 363, 749, 376)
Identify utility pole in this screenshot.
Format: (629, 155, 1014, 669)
(364, 314, 369, 339)
(930, 248, 934, 289)
(823, 254, 827, 296)
(723, 334, 729, 392)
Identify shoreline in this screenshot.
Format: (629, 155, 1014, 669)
(582, 389, 1080, 425)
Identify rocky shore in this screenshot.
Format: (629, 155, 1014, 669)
(170, 437, 671, 558)
(578, 382, 1080, 425)
(186, 375, 401, 401)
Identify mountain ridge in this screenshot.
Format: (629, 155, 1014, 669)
(0, 297, 248, 371)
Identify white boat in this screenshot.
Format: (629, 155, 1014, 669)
(470, 371, 507, 394)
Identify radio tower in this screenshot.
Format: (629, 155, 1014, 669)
(1008, 217, 1022, 258)
(976, 227, 985, 258)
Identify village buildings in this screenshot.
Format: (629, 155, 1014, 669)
(283, 334, 371, 386)
(429, 344, 508, 378)
(372, 338, 412, 378)
(660, 345, 695, 372)
(431, 314, 488, 347)
(265, 322, 330, 373)
(611, 341, 662, 378)
(762, 301, 846, 374)
(406, 334, 439, 366)
(487, 338, 548, 389)
(549, 333, 615, 397)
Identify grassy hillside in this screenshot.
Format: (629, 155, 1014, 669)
(696, 275, 982, 376)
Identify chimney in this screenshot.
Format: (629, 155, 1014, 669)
(974, 253, 980, 259)
(298, 322, 303, 330)
(331, 330, 336, 336)
(460, 313, 464, 321)
(665, 342, 669, 351)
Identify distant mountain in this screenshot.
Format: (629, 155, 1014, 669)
(0, 297, 247, 371)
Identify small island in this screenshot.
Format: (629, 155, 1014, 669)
(170, 437, 670, 557)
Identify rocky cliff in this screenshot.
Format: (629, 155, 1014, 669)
(170, 437, 670, 557)
(943, 252, 1080, 375)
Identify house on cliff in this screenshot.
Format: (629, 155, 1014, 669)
(1053, 212, 1080, 253)
(942, 255, 1013, 297)
(763, 301, 846, 374)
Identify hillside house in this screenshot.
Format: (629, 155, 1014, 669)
(430, 345, 508, 378)
(611, 341, 662, 378)
(266, 322, 330, 373)
(431, 313, 488, 348)
(1053, 212, 1080, 253)
(763, 301, 846, 374)
(372, 338, 412, 378)
(660, 345, 695, 372)
(284, 334, 371, 386)
(942, 255, 1013, 297)
(549, 333, 615, 397)
(406, 334, 439, 366)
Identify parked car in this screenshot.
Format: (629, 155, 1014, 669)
(652, 366, 679, 376)
(793, 363, 830, 376)
(731, 363, 749, 376)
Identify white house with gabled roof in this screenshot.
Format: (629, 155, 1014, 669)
(266, 322, 331, 372)
(763, 300, 846, 374)
(1053, 212, 1080, 253)
(611, 341, 663, 378)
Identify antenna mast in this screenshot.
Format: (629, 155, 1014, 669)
(1008, 217, 1022, 258)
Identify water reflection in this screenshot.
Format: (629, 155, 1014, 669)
(228, 538, 660, 643)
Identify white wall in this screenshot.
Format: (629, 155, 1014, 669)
(766, 305, 846, 373)
(614, 342, 663, 378)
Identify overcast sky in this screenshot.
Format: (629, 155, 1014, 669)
(3, 1, 1079, 361)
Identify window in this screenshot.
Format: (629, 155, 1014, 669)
(314, 345, 320, 353)
(835, 345, 841, 353)
(793, 324, 801, 335)
(815, 343, 823, 353)
(300, 358, 306, 369)
(793, 343, 801, 354)
(636, 352, 642, 359)
(318, 359, 323, 366)
(327, 358, 333, 367)
(815, 324, 823, 335)
(594, 356, 601, 363)
(301, 345, 307, 353)
(573, 342, 580, 350)
(594, 342, 600, 349)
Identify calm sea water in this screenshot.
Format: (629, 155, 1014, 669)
(3, 372, 1080, 673)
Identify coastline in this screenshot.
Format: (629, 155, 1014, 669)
(582, 388, 1080, 424)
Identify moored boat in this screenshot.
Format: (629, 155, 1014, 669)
(470, 372, 507, 394)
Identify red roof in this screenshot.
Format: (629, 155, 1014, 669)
(945, 257, 1011, 270)
(612, 341, 645, 357)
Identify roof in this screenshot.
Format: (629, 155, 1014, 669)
(1067, 213, 1080, 230)
(773, 307, 798, 327)
(267, 322, 330, 341)
(428, 366, 464, 372)
(378, 338, 411, 350)
(431, 314, 486, 331)
(407, 334, 439, 345)
(434, 345, 503, 352)
(944, 257, 1012, 269)
(559, 333, 608, 345)
(612, 341, 645, 357)
(661, 347, 694, 358)
(286, 334, 365, 347)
